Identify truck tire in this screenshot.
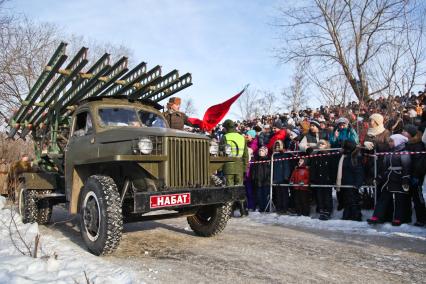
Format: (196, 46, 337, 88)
(187, 202, 232, 237)
(37, 190, 53, 225)
(18, 188, 38, 224)
(79, 175, 123, 256)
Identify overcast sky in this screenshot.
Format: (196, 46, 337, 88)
(11, 0, 292, 119)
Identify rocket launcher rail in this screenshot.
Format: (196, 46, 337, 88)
(7, 42, 193, 141)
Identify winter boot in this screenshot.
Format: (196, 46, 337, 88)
(367, 216, 382, 225)
(319, 211, 330, 221)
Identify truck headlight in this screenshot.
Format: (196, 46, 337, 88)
(138, 137, 153, 154)
(209, 141, 219, 155)
(224, 144, 232, 156)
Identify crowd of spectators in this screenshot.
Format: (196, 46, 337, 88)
(212, 87, 426, 226)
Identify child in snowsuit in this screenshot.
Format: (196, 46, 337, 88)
(290, 158, 310, 216)
(251, 146, 271, 212)
(368, 134, 411, 226)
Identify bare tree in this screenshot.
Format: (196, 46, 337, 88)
(275, 0, 426, 103)
(0, 1, 135, 127)
(181, 98, 198, 117)
(308, 70, 352, 106)
(281, 59, 309, 112)
(0, 16, 58, 124)
(66, 34, 134, 66)
(235, 88, 263, 120)
(257, 90, 278, 115)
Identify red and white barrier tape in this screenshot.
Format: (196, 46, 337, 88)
(249, 151, 340, 164)
(249, 150, 426, 164)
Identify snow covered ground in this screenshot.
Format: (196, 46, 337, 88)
(0, 191, 425, 284)
(248, 189, 426, 241)
(247, 185, 426, 241)
(0, 196, 141, 284)
(248, 210, 426, 241)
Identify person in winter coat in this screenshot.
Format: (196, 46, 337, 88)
(258, 125, 272, 147)
(367, 134, 411, 226)
(362, 113, 391, 208)
(244, 130, 259, 211)
(267, 120, 290, 213)
(266, 120, 287, 152)
(299, 120, 321, 152)
(221, 119, 249, 216)
(336, 141, 364, 221)
(251, 146, 271, 212)
(289, 158, 310, 216)
(309, 140, 337, 220)
(402, 124, 426, 226)
(329, 117, 359, 148)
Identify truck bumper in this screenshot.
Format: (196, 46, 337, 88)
(133, 185, 245, 213)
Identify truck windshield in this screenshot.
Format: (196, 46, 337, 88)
(98, 108, 141, 127)
(98, 107, 167, 128)
(138, 110, 167, 128)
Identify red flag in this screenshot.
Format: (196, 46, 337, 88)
(189, 85, 248, 131)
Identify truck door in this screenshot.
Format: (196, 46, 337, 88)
(65, 110, 96, 201)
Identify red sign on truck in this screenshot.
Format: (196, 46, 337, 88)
(150, 193, 191, 209)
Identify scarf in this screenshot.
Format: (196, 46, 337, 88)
(335, 154, 346, 192)
(367, 124, 386, 137)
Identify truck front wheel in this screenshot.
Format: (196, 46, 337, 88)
(187, 202, 232, 237)
(79, 175, 123, 256)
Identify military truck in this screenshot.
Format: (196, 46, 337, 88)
(7, 43, 245, 255)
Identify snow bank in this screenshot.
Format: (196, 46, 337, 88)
(248, 209, 426, 240)
(0, 196, 142, 284)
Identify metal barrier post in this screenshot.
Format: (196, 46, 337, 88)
(373, 149, 378, 206)
(267, 152, 276, 213)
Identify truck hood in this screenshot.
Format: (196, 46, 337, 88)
(95, 127, 209, 143)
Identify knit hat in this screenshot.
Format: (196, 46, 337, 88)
(309, 120, 320, 128)
(222, 119, 235, 130)
(390, 134, 408, 147)
(289, 131, 299, 140)
(369, 113, 384, 126)
(246, 130, 256, 138)
(272, 119, 283, 129)
(336, 117, 349, 125)
(403, 124, 418, 138)
(258, 146, 268, 157)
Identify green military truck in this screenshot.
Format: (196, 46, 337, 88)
(8, 43, 245, 255)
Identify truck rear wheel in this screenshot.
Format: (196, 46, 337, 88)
(19, 188, 53, 225)
(79, 175, 123, 256)
(18, 188, 38, 224)
(37, 190, 53, 225)
(187, 202, 232, 237)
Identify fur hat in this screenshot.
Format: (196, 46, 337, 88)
(403, 124, 418, 138)
(168, 97, 181, 105)
(369, 113, 384, 126)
